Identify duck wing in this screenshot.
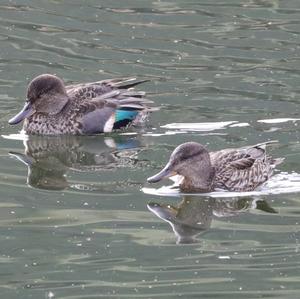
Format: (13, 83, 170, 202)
(210, 142, 283, 192)
(77, 90, 153, 134)
(66, 77, 148, 101)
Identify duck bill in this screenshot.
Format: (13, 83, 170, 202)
(147, 202, 177, 220)
(9, 151, 34, 166)
(8, 101, 34, 125)
(147, 164, 177, 183)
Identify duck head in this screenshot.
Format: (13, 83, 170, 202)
(147, 142, 216, 192)
(9, 74, 69, 125)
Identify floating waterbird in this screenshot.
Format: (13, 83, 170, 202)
(9, 74, 154, 135)
(147, 141, 283, 193)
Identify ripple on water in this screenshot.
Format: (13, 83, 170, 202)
(143, 172, 300, 198)
(1, 1, 300, 298)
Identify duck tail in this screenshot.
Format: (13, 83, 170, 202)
(118, 97, 155, 109)
(117, 91, 159, 113)
(255, 141, 283, 167)
(246, 140, 278, 152)
(100, 77, 150, 90)
(269, 157, 285, 167)
(119, 79, 150, 90)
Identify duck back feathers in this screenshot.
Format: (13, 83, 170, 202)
(210, 141, 283, 192)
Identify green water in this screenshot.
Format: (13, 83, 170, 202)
(0, 1, 300, 298)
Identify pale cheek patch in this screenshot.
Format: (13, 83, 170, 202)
(103, 113, 115, 133)
(170, 174, 184, 184)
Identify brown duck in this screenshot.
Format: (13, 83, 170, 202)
(8, 74, 154, 135)
(147, 141, 284, 192)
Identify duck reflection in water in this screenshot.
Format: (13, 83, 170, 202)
(10, 135, 145, 190)
(148, 196, 277, 244)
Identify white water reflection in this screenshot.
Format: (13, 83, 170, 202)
(161, 121, 238, 131)
(143, 172, 300, 198)
(1, 133, 29, 141)
(257, 118, 300, 124)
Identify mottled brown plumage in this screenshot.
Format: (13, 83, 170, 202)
(147, 141, 284, 193)
(9, 74, 153, 135)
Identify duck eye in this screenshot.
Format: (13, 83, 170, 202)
(181, 150, 202, 161)
(179, 153, 193, 162)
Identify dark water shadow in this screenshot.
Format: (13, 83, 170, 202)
(148, 195, 277, 244)
(9, 134, 146, 191)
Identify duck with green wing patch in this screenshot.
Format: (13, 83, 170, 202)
(9, 74, 155, 135)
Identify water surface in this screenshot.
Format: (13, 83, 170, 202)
(0, 1, 300, 298)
